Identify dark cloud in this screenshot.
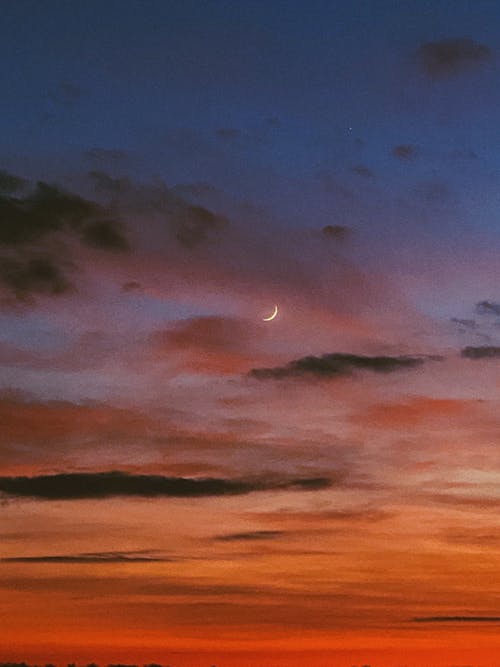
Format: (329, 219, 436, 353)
(0, 182, 98, 246)
(0, 256, 72, 299)
(392, 144, 416, 160)
(265, 116, 281, 128)
(0, 170, 27, 195)
(89, 170, 228, 248)
(1, 550, 172, 563)
(475, 300, 500, 316)
(174, 204, 226, 248)
(214, 530, 285, 542)
(121, 280, 143, 292)
(250, 352, 428, 380)
(413, 616, 500, 623)
(321, 224, 350, 240)
(0, 471, 333, 500)
(461, 346, 500, 359)
(0, 179, 128, 301)
(351, 165, 373, 178)
(417, 37, 492, 78)
(89, 170, 131, 196)
(81, 220, 129, 251)
(48, 81, 82, 105)
(451, 317, 476, 329)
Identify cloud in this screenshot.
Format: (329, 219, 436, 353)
(441, 529, 500, 548)
(358, 396, 474, 428)
(48, 81, 82, 105)
(417, 38, 492, 78)
(475, 300, 500, 316)
(213, 530, 285, 542)
(265, 116, 281, 128)
(0, 256, 72, 298)
(0, 178, 128, 301)
(320, 224, 350, 240)
(451, 317, 476, 330)
(0, 394, 196, 468)
(461, 346, 500, 359)
(88, 170, 228, 248)
(0, 170, 27, 194)
(153, 315, 262, 374)
(81, 220, 129, 251)
(250, 507, 393, 525)
(1, 550, 172, 563)
(0, 471, 333, 500)
(0, 182, 98, 246)
(0, 395, 154, 448)
(413, 616, 500, 623)
(250, 352, 429, 380)
(427, 493, 500, 510)
(392, 144, 416, 160)
(121, 280, 143, 292)
(174, 204, 227, 248)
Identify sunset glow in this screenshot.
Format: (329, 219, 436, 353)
(1, 2, 500, 666)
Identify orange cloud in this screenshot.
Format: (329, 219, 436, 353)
(358, 396, 479, 428)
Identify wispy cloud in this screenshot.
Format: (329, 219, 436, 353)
(250, 352, 432, 380)
(461, 346, 500, 359)
(1, 550, 172, 563)
(392, 144, 417, 160)
(213, 530, 285, 542)
(89, 170, 228, 249)
(413, 616, 500, 623)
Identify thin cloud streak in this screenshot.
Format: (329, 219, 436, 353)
(250, 352, 434, 380)
(0, 471, 334, 500)
(413, 616, 500, 623)
(1, 550, 173, 563)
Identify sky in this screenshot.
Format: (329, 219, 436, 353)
(1, 1, 500, 666)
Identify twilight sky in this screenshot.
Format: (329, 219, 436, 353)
(1, 2, 500, 666)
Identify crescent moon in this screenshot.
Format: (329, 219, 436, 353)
(262, 304, 279, 321)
